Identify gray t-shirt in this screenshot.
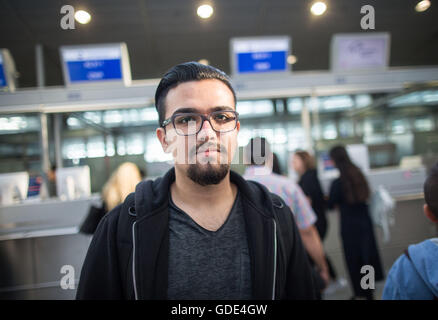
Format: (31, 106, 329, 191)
(167, 191, 252, 300)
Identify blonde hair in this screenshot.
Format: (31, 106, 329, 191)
(102, 162, 143, 211)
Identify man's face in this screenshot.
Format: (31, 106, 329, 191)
(156, 79, 240, 186)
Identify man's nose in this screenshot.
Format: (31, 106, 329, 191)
(197, 118, 216, 141)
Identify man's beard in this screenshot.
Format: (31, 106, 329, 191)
(186, 163, 230, 186)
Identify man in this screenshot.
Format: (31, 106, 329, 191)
(76, 62, 317, 300)
(243, 137, 330, 295)
(382, 162, 438, 300)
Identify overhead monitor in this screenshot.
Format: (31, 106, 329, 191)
(0, 49, 17, 91)
(230, 36, 291, 75)
(60, 43, 132, 86)
(56, 166, 91, 200)
(0, 172, 29, 206)
(330, 32, 390, 72)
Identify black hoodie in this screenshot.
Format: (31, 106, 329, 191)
(76, 168, 317, 300)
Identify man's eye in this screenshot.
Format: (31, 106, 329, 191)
(214, 114, 231, 121)
(176, 116, 196, 124)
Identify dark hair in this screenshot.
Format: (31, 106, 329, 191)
(154, 62, 236, 126)
(329, 145, 370, 204)
(272, 153, 282, 175)
(294, 150, 316, 171)
(424, 162, 438, 219)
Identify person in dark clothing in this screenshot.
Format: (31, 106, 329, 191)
(293, 150, 338, 284)
(327, 145, 384, 300)
(272, 152, 282, 175)
(76, 62, 317, 300)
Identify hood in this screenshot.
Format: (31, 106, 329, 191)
(132, 167, 277, 220)
(408, 238, 438, 297)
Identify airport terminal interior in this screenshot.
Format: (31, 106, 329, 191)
(0, 0, 437, 300)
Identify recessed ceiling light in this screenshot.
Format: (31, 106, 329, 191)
(197, 4, 214, 19)
(74, 10, 91, 24)
(287, 55, 297, 65)
(311, 2, 327, 16)
(415, 0, 431, 12)
(198, 59, 210, 65)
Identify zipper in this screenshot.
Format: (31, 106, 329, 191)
(272, 218, 277, 300)
(132, 221, 139, 300)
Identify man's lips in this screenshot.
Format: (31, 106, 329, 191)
(199, 148, 220, 155)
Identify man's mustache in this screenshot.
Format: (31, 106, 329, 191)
(190, 142, 228, 156)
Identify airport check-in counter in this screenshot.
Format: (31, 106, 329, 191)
(319, 166, 438, 296)
(0, 195, 101, 299)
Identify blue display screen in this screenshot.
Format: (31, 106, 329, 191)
(0, 63, 7, 87)
(27, 175, 43, 197)
(237, 51, 287, 73)
(66, 59, 122, 82)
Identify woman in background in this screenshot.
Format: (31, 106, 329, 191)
(272, 152, 282, 175)
(328, 145, 384, 300)
(102, 162, 143, 212)
(293, 151, 339, 289)
(80, 162, 143, 234)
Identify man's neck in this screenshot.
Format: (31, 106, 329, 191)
(170, 167, 238, 231)
(172, 167, 236, 206)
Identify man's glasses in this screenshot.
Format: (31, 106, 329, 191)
(161, 110, 239, 136)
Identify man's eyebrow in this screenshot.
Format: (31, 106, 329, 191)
(172, 107, 198, 114)
(172, 106, 235, 115)
(210, 106, 235, 112)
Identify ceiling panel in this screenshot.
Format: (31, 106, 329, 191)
(0, 0, 436, 88)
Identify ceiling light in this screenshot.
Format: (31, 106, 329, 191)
(287, 55, 297, 65)
(198, 59, 209, 65)
(74, 10, 91, 24)
(197, 4, 214, 19)
(415, 0, 431, 12)
(311, 2, 327, 16)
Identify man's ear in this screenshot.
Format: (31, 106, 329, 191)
(424, 204, 438, 223)
(156, 127, 168, 152)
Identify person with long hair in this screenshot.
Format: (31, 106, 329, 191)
(328, 145, 384, 300)
(102, 162, 143, 211)
(80, 162, 143, 234)
(293, 150, 341, 291)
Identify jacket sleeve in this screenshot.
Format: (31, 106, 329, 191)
(76, 205, 124, 299)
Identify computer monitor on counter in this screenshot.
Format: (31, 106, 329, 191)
(0, 172, 29, 206)
(56, 166, 91, 200)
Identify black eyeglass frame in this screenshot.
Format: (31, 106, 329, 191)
(161, 110, 239, 136)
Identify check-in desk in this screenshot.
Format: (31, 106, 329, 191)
(0, 195, 100, 299)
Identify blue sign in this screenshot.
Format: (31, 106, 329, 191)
(27, 175, 43, 197)
(237, 51, 287, 73)
(0, 63, 6, 87)
(67, 59, 122, 82)
(321, 152, 336, 172)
